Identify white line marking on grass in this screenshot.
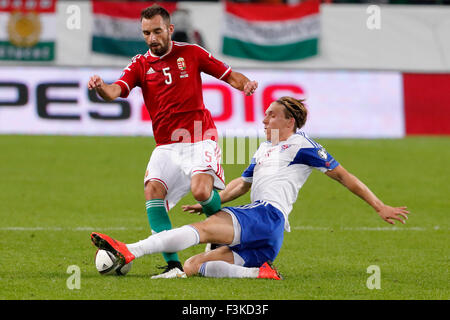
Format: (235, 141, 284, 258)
(342, 226, 427, 231)
(0, 226, 445, 231)
(0, 227, 146, 231)
(292, 226, 435, 231)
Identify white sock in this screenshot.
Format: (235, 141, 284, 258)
(199, 261, 259, 278)
(126, 225, 200, 259)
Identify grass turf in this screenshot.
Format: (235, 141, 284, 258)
(0, 135, 448, 300)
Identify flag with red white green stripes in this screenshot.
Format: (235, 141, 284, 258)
(91, 1, 177, 57)
(222, 1, 320, 61)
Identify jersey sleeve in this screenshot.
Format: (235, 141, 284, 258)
(241, 145, 262, 183)
(113, 55, 143, 98)
(194, 45, 232, 81)
(241, 157, 256, 183)
(290, 145, 339, 173)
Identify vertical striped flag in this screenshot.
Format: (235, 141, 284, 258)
(91, 1, 177, 57)
(0, 0, 57, 61)
(222, 1, 320, 61)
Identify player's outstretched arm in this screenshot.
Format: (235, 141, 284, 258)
(88, 75, 122, 101)
(182, 177, 251, 214)
(325, 165, 410, 225)
(225, 71, 258, 96)
(219, 176, 252, 204)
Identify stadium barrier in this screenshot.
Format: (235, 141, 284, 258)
(2, 68, 448, 136)
(0, 67, 406, 138)
(403, 73, 450, 135)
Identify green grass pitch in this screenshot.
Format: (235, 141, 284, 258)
(0, 135, 448, 300)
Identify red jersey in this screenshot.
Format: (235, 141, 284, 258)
(114, 41, 232, 146)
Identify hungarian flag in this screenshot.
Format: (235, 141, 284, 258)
(92, 1, 177, 57)
(222, 1, 320, 61)
(0, 0, 57, 61)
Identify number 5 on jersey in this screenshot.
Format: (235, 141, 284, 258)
(163, 67, 172, 85)
(205, 151, 212, 163)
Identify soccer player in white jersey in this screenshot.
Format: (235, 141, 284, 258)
(90, 97, 409, 280)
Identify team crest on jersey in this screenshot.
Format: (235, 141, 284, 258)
(317, 147, 328, 160)
(177, 57, 186, 71)
(177, 57, 189, 78)
(280, 144, 292, 152)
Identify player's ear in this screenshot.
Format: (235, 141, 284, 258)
(168, 24, 175, 34)
(288, 117, 296, 131)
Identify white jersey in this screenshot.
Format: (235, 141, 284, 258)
(241, 132, 339, 232)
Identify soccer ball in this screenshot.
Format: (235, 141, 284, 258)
(95, 249, 133, 276)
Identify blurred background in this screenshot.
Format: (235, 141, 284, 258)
(0, 0, 449, 139)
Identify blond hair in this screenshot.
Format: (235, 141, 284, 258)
(276, 96, 308, 131)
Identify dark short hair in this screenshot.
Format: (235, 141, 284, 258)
(140, 4, 170, 24)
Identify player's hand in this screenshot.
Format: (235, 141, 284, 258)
(376, 205, 410, 225)
(181, 204, 203, 215)
(88, 75, 105, 90)
(244, 80, 258, 96)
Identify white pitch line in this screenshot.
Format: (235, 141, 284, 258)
(292, 226, 440, 231)
(0, 227, 146, 231)
(0, 226, 444, 231)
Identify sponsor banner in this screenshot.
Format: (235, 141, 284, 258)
(91, 1, 177, 57)
(222, 1, 320, 61)
(403, 73, 450, 135)
(0, 67, 404, 138)
(0, 0, 57, 61)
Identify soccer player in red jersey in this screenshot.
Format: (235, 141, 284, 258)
(88, 4, 258, 278)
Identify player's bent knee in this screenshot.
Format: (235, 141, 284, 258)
(183, 256, 202, 276)
(144, 180, 167, 199)
(191, 186, 211, 202)
(191, 175, 213, 202)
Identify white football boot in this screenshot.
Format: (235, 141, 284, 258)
(151, 267, 187, 279)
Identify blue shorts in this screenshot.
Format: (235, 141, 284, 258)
(222, 201, 285, 268)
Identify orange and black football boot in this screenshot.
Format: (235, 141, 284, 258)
(91, 232, 135, 266)
(257, 261, 283, 280)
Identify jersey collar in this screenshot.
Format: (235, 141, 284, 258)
(269, 132, 296, 146)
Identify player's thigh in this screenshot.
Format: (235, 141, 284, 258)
(144, 146, 190, 205)
(187, 140, 225, 190)
(183, 246, 234, 276)
(190, 211, 234, 244)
